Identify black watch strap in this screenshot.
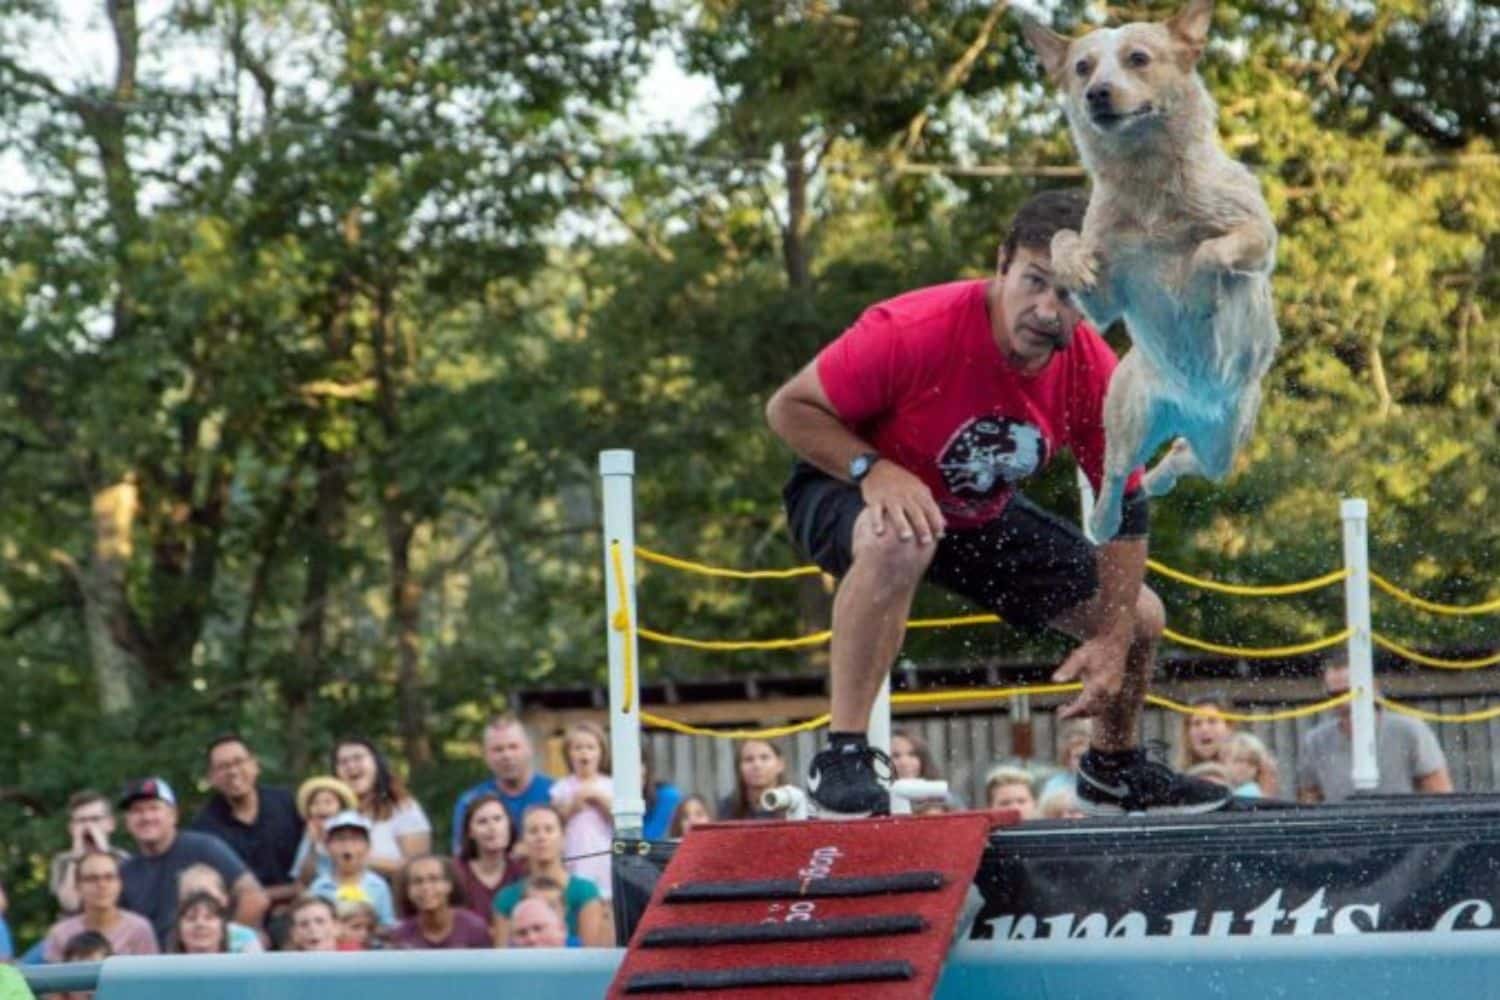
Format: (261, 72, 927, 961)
(849, 451, 881, 484)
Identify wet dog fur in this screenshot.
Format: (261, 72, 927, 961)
(1019, 0, 1279, 540)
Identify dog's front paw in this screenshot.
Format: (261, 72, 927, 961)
(1190, 238, 1231, 276)
(1050, 229, 1099, 291)
(1088, 498, 1122, 542)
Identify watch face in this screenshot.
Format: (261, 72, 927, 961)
(851, 454, 874, 480)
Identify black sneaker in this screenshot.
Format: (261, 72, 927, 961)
(807, 743, 892, 817)
(1076, 747, 1232, 816)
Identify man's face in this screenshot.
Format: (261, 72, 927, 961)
(292, 905, 339, 951)
(327, 828, 370, 873)
(69, 801, 115, 846)
(125, 798, 177, 851)
(995, 246, 1084, 370)
(511, 900, 566, 948)
(483, 724, 532, 785)
(207, 741, 260, 800)
(77, 854, 122, 911)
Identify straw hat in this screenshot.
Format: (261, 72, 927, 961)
(295, 775, 358, 818)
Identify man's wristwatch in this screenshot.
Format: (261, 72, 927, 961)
(848, 451, 881, 484)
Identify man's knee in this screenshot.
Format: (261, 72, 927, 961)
(1133, 588, 1166, 644)
(848, 511, 936, 586)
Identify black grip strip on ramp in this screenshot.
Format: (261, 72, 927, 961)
(641, 913, 926, 948)
(625, 959, 914, 993)
(664, 870, 944, 902)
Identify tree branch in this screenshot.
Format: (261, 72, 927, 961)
(889, 1, 1011, 159)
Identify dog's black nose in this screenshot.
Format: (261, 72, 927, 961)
(1086, 84, 1112, 108)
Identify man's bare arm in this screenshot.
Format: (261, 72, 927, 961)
(1416, 768, 1453, 794)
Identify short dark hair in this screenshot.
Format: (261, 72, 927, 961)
(395, 854, 465, 919)
(62, 929, 112, 962)
(67, 789, 109, 816)
(290, 893, 338, 922)
(205, 733, 251, 765)
(999, 188, 1089, 273)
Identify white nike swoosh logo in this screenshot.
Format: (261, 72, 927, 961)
(1078, 770, 1129, 798)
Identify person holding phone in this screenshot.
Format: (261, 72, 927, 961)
(50, 791, 131, 915)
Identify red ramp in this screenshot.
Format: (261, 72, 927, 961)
(608, 811, 1010, 998)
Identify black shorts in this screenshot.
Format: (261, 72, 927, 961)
(782, 462, 1099, 630)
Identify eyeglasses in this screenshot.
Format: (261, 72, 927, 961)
(211, 756, 253, 775)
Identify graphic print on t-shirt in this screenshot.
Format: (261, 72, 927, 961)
(936, 416, 1047, 514)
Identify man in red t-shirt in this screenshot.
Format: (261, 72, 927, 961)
(766, 189, 1229, 817)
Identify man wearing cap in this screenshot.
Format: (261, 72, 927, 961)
(307, 811, 396, 928)
(117, 777, 270, 945)
(190, 735, 304, 920)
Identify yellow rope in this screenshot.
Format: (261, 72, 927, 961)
(1371, 573, 1500, 617)
(1377, 696, 1500, 724)
(1145, 691, 1353, 722)
(636, 547, 823, 580)
(1161, 627, 1351, 659)
(1147, 560, 1349, 596)
(1372, 633, 1500, 669)
(640, 710, 831, 739)
(638, 626, 832, 652)
(608, 541, 635, 714)
(637, 685, 1355, 739)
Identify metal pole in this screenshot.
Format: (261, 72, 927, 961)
(869, 675, 892, 756)
(1341, 497, 1379, 791)
(601, 449, 645, 838)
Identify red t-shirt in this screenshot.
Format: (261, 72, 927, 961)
(816, 279, 1140, 530)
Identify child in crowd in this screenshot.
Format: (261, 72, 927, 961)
(985, 766, 1038, 820)
(1038, 788, 1085, 820)
(291, 776, 358, 886)
(57, 930, 110, 1000)
(391, 855, 491, 950)
(166, 891, 231, 954)
(288, 895, 340, 952)
(1176, 693, 1237, 771)
(1225, 732, 1279, 798)
(336, 899, 381, 951)
(549, 722, 614, 901)
(666, 795, 712, 839)
(176, 864, 262, 953)
(308, 811, 396, 928)
(719, 740, 788, 820)
(1040, 719, 1093, 801)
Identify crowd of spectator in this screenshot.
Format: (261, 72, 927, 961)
(0, 655, 1454, 988)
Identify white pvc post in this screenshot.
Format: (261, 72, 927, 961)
(601, 449, 645, 838)
(869, 675, 892, 756)
(1341, 498, 1379, 791)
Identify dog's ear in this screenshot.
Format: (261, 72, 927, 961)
(1166, 0, 1213, 61)
(1016, 12, 1070, 81)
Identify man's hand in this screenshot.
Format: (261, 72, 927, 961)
(860, 462, 945, 544)
(1052, 632, 1131, 720)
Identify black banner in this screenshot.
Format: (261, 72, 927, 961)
(614, 795, 1500, 945)
(970, 794, 1500, 940)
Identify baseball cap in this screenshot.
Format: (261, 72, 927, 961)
(119, 777, 177, 809)
(325, 809, 372, 837)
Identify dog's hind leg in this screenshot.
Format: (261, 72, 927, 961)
(1088, 352, 1168, 541)
(1143, 438, 1200, 497)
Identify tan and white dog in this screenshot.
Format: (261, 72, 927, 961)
(1019, 0, 1279, 540)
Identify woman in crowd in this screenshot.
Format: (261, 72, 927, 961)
(667, 795, 712, 839)
(492, 805, 608, 948)
(332, 737, 432, 879)
(176, 864, 262, 953)
(890, 729, 942, 782)
(549, 721, 614, 901)
(291, 775, 358, 886)
(454, 793, 524, 919)
(719, 740, 788, 820)
(1175, 693, 1238, 772)
(41, 851, 157, 961)
(1225, 731, 1280, 798)
(640, 753, 683, 842)
(391, 855, 491, 949)
(167, 891, 231, 955)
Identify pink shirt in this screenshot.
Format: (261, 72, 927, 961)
(817, 280, 1141, 529)
(550, 775, 614, 900)
(42, 910, 159, 961)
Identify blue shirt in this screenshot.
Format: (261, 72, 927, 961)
(642, 782, 682, 841)
(450, 774, 554, 853)
(310, 870, 397, 927)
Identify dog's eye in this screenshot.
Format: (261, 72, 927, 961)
(1127, 50, 1151, 68)
(1074, 58, 1092, 77)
